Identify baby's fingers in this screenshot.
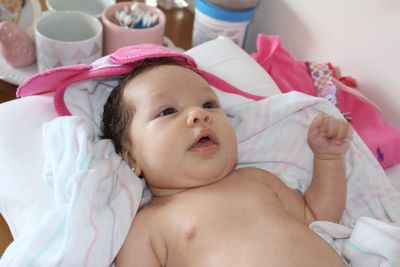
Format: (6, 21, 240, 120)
(308, 113, 325, 137)
(321, 116, 339, 138)
(333, 120, 351, 144)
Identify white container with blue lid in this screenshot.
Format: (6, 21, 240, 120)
(192, 0, 257, 47)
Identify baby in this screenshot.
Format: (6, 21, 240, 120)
(101, 58, 352, 267)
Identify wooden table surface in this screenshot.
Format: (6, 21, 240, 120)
(0, 0, 194, 104)
(0, 0, 193, 255)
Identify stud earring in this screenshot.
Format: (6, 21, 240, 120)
(131, 167, 135, 172)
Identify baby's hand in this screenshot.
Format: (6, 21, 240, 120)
(307, 114, 352, 159)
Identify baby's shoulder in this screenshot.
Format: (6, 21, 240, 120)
(235, 166, 269, 175)
(233, 167, 282, 188)
(136, 200, 165, 218)
(234, 167, 276, 180)
(136, 197, 179, 221)
(130, 203, 167, 235)
(131, 206, 154, 226)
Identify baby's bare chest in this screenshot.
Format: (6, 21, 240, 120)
(158, 180, 306, 265)
(148, 176, 345, 267)
(166, 177, 285, 227)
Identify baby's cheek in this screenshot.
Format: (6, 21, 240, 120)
(146, 137, 177, 162)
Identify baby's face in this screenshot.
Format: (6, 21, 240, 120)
(123, 65, 237, 195)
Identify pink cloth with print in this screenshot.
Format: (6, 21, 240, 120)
(252, 34, 400, 169)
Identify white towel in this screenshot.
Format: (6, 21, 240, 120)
(311, 218, 400, 266)
(0, 116, 143, 267)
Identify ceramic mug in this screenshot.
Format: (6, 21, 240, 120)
(102, 2, 166, 55)
(46, 0, 115, 18)
(34, 11, 103, 72)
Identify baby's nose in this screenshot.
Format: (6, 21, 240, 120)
(187, 108, 212, 126)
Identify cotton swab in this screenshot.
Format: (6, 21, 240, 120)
(114, 2, 159, 29)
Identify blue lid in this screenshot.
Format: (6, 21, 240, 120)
(195, 0, 256, 22)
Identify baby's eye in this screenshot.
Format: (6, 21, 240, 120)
(159, 107, 177, 117)
(202, 101, 219, 109)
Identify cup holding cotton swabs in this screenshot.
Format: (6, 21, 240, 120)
(102, 2, 166, 55)
(114, 2, 159, 29)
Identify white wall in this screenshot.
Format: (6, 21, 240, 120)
(245, 0, 400, 128)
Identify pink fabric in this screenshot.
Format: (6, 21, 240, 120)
(198, 70, 265, 101)
(17, 44, 263, 116)
(335, 80, 400, 168)
(251, 34, 317, 96)
(252, 34, 400, 169)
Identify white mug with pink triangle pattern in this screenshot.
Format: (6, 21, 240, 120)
(34, 10, 103, 72)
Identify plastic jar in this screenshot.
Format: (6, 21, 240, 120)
(207, 0, 260, 10)
(192, 0, 256, 48)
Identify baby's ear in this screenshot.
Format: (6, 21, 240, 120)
(121, 148, 142, 177)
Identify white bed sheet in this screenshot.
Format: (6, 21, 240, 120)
(386, 163, 400, 192)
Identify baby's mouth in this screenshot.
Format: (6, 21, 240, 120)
(190, 130, 219, 153)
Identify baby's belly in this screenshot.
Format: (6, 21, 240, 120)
(163, 188, 346, 267)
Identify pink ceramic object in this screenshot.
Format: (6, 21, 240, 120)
(101, 2, 166, 55)
(0, 21, 36, 67)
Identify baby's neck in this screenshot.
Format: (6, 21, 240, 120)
(148, 176, 229, 198)
(149, 186, 190, 198)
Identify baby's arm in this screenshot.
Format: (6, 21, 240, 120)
(304, 114, 352, 223)
(115, 209, 162, 267)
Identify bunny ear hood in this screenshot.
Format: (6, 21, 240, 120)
(109, 45, 197, 69)
(17, 44, 264, 115)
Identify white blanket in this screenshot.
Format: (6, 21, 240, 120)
(0, 116, 143, 267)
(2, 91, 399, 267)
